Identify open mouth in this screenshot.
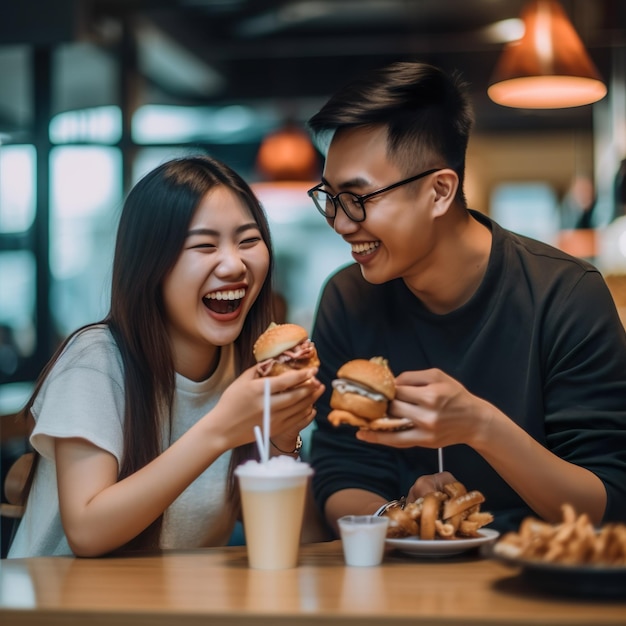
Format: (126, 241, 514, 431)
(203, 288, 245, 314)
(351, 241, 379, 256)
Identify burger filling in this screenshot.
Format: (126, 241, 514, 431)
(331, 379, 386, 402)
(256, 339, 316, 375)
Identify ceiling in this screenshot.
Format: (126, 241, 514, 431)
(3, 0, 626, 134)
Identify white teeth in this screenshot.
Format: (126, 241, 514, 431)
(351, 241, 379, 254)
(205, 288, 246, 301)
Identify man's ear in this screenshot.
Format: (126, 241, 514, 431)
(431, 169, 458, 217)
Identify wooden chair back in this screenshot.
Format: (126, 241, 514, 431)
(1, 451, 34, 519)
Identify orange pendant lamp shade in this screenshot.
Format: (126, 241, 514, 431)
(256, 125, 319, 181)
(488, 0, 607, 109)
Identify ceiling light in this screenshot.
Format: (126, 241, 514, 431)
(256, 124, 318, 181)
(487, 0, 607, 109)
(480, 18, 525, 44)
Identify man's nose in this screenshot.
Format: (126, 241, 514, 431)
(332, 205, 359, 235)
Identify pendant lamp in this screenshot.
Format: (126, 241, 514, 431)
(256, 124, 318, 181)
(488, 0, 607, 109)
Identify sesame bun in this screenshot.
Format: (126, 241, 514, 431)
(254, 323, 320, 376)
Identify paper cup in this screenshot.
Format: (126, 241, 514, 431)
(338, 515, 389, 567)
(235, 457, 313, 570)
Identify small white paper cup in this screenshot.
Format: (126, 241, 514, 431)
(338, 515, 389, 567)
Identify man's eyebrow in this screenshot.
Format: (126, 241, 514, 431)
(321, 175, 371, 191)
(187, 223, 260, 237)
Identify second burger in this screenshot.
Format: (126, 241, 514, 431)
(328, 357, 412, 431)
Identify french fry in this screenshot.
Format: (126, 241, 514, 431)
(494, 505, 626, 566)
(385, 507, 418, 538)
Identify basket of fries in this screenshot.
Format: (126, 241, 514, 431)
(489, 504, 626, 598)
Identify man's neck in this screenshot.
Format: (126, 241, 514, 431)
(404, 210, 492, 315)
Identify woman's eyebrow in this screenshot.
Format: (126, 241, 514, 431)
(187, 222, 259, 237)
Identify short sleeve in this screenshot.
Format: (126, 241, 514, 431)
(30, 327, 126, 465)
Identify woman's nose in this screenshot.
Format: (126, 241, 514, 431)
(215, 247, 246, 278)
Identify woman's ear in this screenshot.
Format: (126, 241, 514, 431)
(431, 169, 458, 217)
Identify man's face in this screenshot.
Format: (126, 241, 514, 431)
(321, 125, 441, 286)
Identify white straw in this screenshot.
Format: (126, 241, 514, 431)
(438, 447, 444, 473)
(254, 425, 266, 462)
(262, 377, 271, 463)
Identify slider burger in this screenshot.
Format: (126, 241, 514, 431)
(253, 322, 320, 377)
(328, 357, 412, 431)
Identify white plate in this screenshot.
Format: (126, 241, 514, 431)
(386, 528, 500, 557)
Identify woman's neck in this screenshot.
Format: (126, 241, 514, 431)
(175, 344, 221, 382)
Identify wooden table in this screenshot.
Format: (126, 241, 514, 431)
(1, 540, 624, 625)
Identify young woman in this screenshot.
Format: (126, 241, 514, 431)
(8, 155, 324, 557)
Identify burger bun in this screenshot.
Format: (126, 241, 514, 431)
(329, 357, 413, 431)
(336, 358, 395, 400)
(328, 409, 412, 431)
(254, 322, 320, 376)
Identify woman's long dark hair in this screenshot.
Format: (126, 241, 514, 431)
(18, 155, 274, 551)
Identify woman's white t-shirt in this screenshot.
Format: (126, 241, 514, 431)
(8, 325, 238, 557)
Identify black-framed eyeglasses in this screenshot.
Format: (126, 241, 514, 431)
(307, 168, 443, 223)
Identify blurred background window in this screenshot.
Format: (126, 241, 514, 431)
(0, 145, 37, 370)
(490, 182, 560, 244)
(132, 104, 278, 145)
(49, 105, 122, 145)
(0, 145, 36, 233)
(49, 145, 122, 336)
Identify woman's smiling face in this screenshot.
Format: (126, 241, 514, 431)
(162, 185, 270, 380)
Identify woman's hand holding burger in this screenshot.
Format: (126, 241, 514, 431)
(210, 364, 320, 451)
(252, 322, 324, 453)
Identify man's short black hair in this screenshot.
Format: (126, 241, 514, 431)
(308, 61, 474, 207)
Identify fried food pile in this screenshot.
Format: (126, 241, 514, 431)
(494, 503, 626, 566)
(383, 481, 493, 540)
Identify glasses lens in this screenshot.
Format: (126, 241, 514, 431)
(337, 193, 365, 222)
(311, 189, 335, 218)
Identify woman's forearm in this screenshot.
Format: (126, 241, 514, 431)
(56, 416, 229, 557)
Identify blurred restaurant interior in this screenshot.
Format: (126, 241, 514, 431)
(1, 0, 626, 520)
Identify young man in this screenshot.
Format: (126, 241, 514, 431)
(306, 61, 626, 535)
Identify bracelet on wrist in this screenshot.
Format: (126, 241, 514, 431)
(270, 434, 303, 455)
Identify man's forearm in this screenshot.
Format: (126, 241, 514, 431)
(472, 407, 607, 525)
(324, 488, 387, 536)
